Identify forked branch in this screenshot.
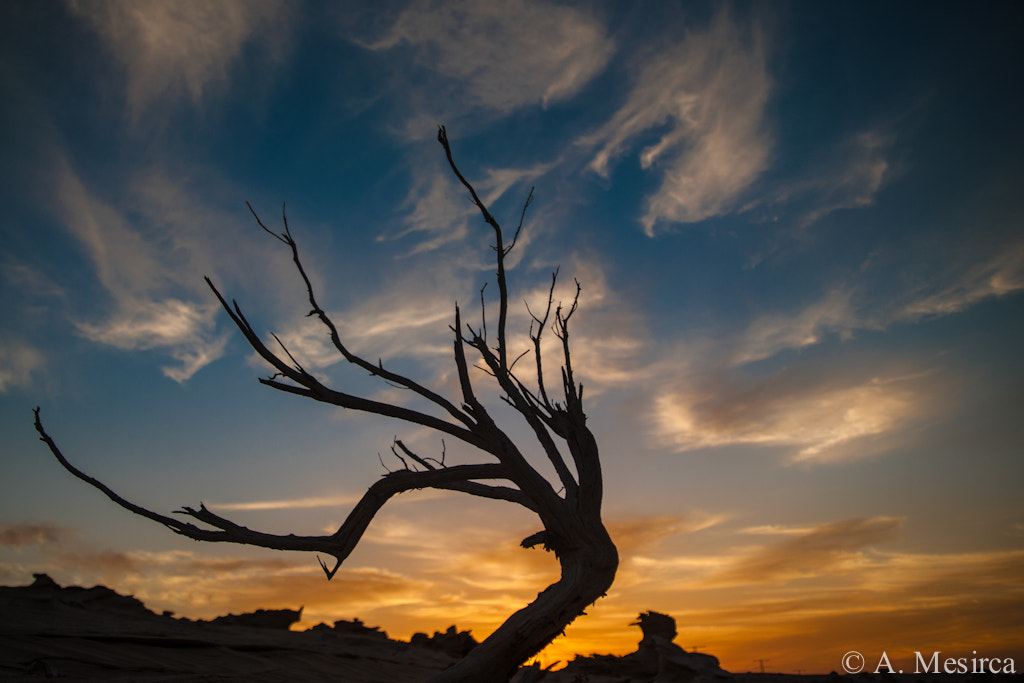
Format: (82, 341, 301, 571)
(34, 407, 524, 578)
(38, 127, 600, 596)
(239, 202, 475, 433)
(35, 129, 617, 681)
(204, 277, 487, 451)
(438, 125, 516, 371)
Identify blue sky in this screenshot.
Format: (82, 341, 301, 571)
(2, 0, 1022, 673)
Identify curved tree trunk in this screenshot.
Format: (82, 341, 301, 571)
(35, 128, 621, 683)
(430, 524, 618, 683)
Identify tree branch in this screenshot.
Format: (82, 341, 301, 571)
(205, 277, 487, 451)
(35, 407, 522, 577)
(465, 331, 579, 501)
(237, 204, 476, 432)
(438, 125, 511, 371)
(525, 269, 560, 411)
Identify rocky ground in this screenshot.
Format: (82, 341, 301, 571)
(1, 575, 1016, 682)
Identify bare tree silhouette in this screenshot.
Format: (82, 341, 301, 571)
(34, 127, 619, 682)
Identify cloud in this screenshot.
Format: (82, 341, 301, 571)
(901, 240, 1024, 319)
(652, 363, 939, 463)
(383, 168, 474, 254)
(582, 10, 771, 235)
(710, 517, 902, 586)
(0, 523, 68, 549)
(209, 494, 361, 512)
(52, 159, 240, 382)
(2, 262, 67, 302)
(0, 338, 45, 393)
(738, 523, 814, 536)
(730, 287, 861, 366)
(693, 544, 1024, 672)
(747, 129, 892, 234)
(77, 299, 228, 382)
(730, 241, 1024, 368)
(248, 161, 547, 379)
(640, 234, 1023, 463)
(383, 154, 556, 256)
(9, 509, 1018, 674)
(364, 0, 613, 114)
(55, 159, 165, 301)
(548, 519, 1024, 669)
(793, 131, 891, 227)
(625, 517, 904, 591)
(648, 547, 1024, 672)
(260, 232, 644, 429)
(0, 528, 431, 626)
(608, 513, 725, 558)
(266, 268, 461, 380)
(470, 252, 654, 403)
(41, 547, 429, 626)
(66, 0, 289, 120)
(607, 512, 730, 593)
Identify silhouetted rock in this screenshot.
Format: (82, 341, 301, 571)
(1, 573, 154, 618)
(208, 606, 303, 630)
(310, 616, 389, 639)
(634, 610, 678, 642)
(411, 624, 478, 657)
(4, 577, 1010, 682)
(563, 611, 729, 682)
(0, 574, 457, 681)
(30, 573, 59, 589)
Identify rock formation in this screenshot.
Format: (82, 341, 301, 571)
(411, 625, 479, 658)
(561, 610, 730, 682)
(208, 607, 303, 630)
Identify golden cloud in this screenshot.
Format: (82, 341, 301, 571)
(652, 363, 941, 463)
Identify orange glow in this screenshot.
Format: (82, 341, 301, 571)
(7, 514, 1022, 675)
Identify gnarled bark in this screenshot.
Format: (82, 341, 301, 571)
(36, 126, 619, 681)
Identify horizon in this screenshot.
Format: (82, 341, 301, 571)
(2, 1, 1023, 675)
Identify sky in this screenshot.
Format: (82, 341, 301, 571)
(1, 0, 1023, 675)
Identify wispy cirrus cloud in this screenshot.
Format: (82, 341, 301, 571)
(791, 130, 891, 227)
(381, 159, 553, 256)
(729, 287, 861, 366)
(49, 158, 274, 382)
(265, 266, 462, 381)
(262, 236, 645, 421)
(66, 0, 290, 121)
(901, 240, 1024, 319)
(745, 129, 893, 236)
(645, 237, 1023, 462)
(76, 298, 228, 383)
(363, 0, 614, 117)
(652, 365, 937, 463)
(582, 10, 771, 235)
(730, 241, 1024, 368)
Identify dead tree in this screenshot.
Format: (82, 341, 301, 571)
(34, 127, 619, 682)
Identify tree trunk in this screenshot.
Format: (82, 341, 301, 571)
(429, 524, 618, 683)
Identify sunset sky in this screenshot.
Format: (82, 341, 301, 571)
(2, 1, 1023, 675)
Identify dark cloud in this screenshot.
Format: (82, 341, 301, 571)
(711, 517, 901, 585)
(0, 522, 67, 548)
